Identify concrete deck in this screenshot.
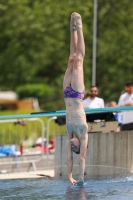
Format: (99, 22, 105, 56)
(0, 169, 54, 180)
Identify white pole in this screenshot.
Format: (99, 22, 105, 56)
(92, 0, 98, 86)
(46, 116, 57, 159)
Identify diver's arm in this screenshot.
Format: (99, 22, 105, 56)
(66, 138, 77, 184)
(78, 132, 88, 183)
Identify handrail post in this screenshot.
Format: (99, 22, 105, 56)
(46, 116, 57, 159)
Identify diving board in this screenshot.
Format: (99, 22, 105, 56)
(0, 106, 132, 120)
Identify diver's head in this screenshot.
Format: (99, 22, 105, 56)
(70, 137, 80, 154)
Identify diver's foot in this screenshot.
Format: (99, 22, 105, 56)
(71, 12, 76, 31)
(74, 12, 82, 30)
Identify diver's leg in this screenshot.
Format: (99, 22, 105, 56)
(71, 13, 85, 92)
(75, 13, 85, 57)
(63, 13, 77, 90)
(70, 12, 77, 55)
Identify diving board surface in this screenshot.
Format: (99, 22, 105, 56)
(0, 106, 133, 120)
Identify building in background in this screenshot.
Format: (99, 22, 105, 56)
(0, 91, 40, 110)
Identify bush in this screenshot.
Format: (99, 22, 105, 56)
(16, 84, 54, 100)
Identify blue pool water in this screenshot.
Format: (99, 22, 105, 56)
(1, 176, 133, 200)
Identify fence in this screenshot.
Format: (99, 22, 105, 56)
(0, 118, 45, 171)
(46, 116, 66, 158)
(0, 116, 66, 172)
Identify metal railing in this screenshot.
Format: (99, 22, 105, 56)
(0, 118, 45, 171)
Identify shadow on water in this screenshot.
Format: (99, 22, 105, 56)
(65, 185, 88, 200)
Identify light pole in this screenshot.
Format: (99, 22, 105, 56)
(92, 0, 98, 86)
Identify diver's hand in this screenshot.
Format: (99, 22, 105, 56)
(69, 177, 77, 185)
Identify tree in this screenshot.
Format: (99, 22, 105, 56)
(0, 0, 133, 109)
(97, 0, 133, 102)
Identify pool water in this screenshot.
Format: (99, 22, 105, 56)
(1, 176, 133, 200)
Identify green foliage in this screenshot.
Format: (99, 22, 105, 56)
(16, 84, 53, 99)
(97, 0, 133, 101)
(16, 83, 57, 110)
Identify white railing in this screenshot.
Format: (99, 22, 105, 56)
(0, 118, 45, 171)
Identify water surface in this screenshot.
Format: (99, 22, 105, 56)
(1, 176, 133, 200)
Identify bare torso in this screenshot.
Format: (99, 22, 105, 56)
(64, 98, 88, 140)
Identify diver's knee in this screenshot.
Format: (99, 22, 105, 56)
(68, 55, 75, 64)
(74, 54, 84, 67)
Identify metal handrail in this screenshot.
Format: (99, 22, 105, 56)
(0, 118, 46, 171)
